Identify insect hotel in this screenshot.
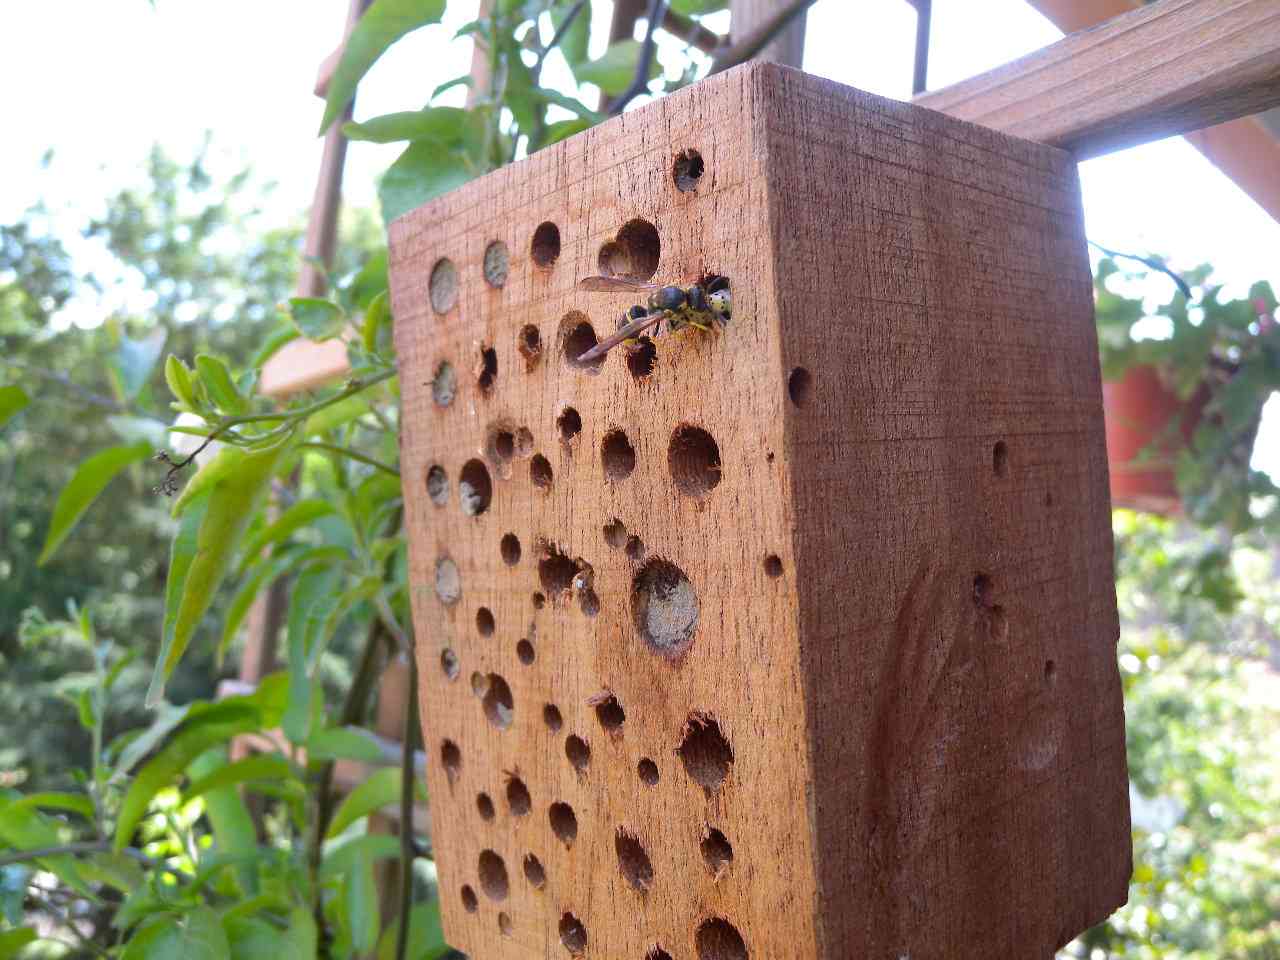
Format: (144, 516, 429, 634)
(386, 58, 1133, 960)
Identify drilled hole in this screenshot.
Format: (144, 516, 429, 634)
(459, 459, 492, 516)
(429, 258, 458, 314)
(993, 440, 1009, 477)
(482, 674, 514, 729)
(579, 589, 600, 617)
(476, 607, 495, 637)
(478, 849, 509, 901)
(696, 918, 747, 960)
(625, 536, 645, 562)
(559, 912, 587, 954)
(434, 557, 460, 606)
(507, 776, 531, 816)
(558, 406, 582, 442)
(763, 554, 783, 578)
(519, 324, 542, 368)
(431, 360, 456, 407)
(461, 885, 478, 913)
(515, 427, 534, 458)
(603, 519, 627, 548)
(669, 425, 721, 497)
(701, 827, 733, 877)
(523, 853, 546, 889)
(973, 573, 994, 608)
(673, 148, 705, 191)
(532, 591, 547, 610)
(440, 648, 459, 680)
(476, 792, 495, 821)
(488, 426, 516, 466)
(647, 948, 674, 960)
(498, 912, 513, 937)
(565, 735, 590, 774)
(627, 337, 657, 379)
(788, 367, 811, 407)
(501, 533, 522, 566)
(531, 221, 561, 268)
(440, 740, 462, 784)
(483, 240, 509, 288)
(477, 345, 497, 393)
(632, 558, 699, 657)
(543, 703, 563, 732)
(531, 454, 554, 489)
(615, 828, 654, 893)
(549, 802, 578, 846)
(602, 429, 637, 481)
(517, 638, 536, 664)
(637, 758, 659, 785)
(679, 713, 733, 792)
(595, 694, 625, 735)
(600, 219, 661, 280)
(539, 546, 576, 596)
(562, 313, 604, 372)
(470, 671, 487, 697)
(1045, 659, 1057, 686)
(426, 465, 448, 506)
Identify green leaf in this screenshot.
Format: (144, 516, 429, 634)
(542, 117, 592, 147)
(223, 916, 284, 960)
(123, 907, 230, 960)
(10, 791, 95, 818)
(38, 441, 153, 565)
(281, 907, 317, 957)
(249, 323, 299, 370)
(304, 394, 373, 437)
(343, 106, 469, 144)
(308, 726, 386, 764)
(670, 0, 729, 13)
(196, 354, 247, 415)
(320, 834, 400, 881)
(552, 2, 591, 67)
(112, 702, 192, 774)
(346, 848, 379, 955)
(282, 562, 345, 744)
(326, 766, 401, 838)
(80, 851, 146, 893)
(288, 297, 346, 341)
(0, 928, 37, 959)
(183, 753, 296, 804)
(165, 354, 198, 409)
(577, 39, 660, 96)
(363, 290, 390, 354)
(379, 142, 474, 226)
(239, 499, 336, 571)
(319, 0, 448, 133)
(115, 328, 167, 400)
(376, 900, 449, 960)
(0, 794, 91, 895)
(0, 385, 29, 430)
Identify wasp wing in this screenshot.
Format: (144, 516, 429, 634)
(576, 312, 664, 362)
(577, 275, 660, 293)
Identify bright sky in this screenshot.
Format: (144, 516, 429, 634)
(3, 0, 1277, 469)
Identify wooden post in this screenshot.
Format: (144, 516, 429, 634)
(387, 62, 1129, 959)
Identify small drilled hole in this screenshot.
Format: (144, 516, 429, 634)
(517, 638, 536, 664)
(440, 648, 460, 680)
(507, 776, 531, 816)
(476, 607, 495, 637)
(701, 827, 733, 877)
(763, 554, 783, 578)
(993, 440, 1009, 477)
(558, 406, 582, 442)
(476, 792, 495, 821)
(531, 221, 561, 268)
(440, 740, 462, 784)
(637, 758, 659, 785)
(426, 465, 448, 506)
(483, 240, 509, 288)
(602, 429, 637, 481)
(696, 918, 747, 960)
(532, 591, 547, 610)
(501, 533, 522, 566)
(461, 885, 478, 913)
(973, 573, 994, 608)
(679, 713, 733, 792)
(549, 802, 578, 846)
(434, 556, 460, 606)
(627, 337, 657, 379)
(498, 912, 513, 937)
(788, 367, 812, 407)
(632, 558, 699, 657)
(531, 454, 554, 489)
(539, 547, 576, 596)
(482, 674, 514, 729)
(515, 427, 534, 457)
(595, 694, 625, 735)
(543, 703, 563, 731)
(1044, 659, 1057, 686)
(459, 459, 492, 516)
(477, 345, 497, 393)
(523, 853, 546, 888)
(562, 313, 604, 372)
(431, 360, 456, 407)
(615, 828, 654, 893)
(625, 536, 645, 561)
(565, 735, 590, 774)
(647, 948, 674, 960)
(478, 849, 509, 901)
(669, 425, 721, 497)
(490, 427, 516, 464)
(519, 324, 542, 368)
(673, 148, 705, 191)
(603, 519, 627, 548)
(429, 258, 458, 314)
(470, 671, 487, 697)
(579, 589, 600, 617)
(559, 912, 587, 954)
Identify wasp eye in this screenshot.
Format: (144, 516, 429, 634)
(629, 304, 648, 319)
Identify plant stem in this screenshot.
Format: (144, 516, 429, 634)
(609, 0, 667, 116)
(299, 441, 399, 477)
(393, 645, 420, 960)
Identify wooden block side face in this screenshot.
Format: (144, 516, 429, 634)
(757, 68, 1132, 958)
(388, 66, 821, 960)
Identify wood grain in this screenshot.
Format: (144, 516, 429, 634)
(388, 61, 1129, 959)
(916, 0, 1280, 159)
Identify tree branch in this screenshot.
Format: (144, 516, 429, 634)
(393, 646, 420, 960)
(609, 0, 667, 116)
(708, 0, 819, 75)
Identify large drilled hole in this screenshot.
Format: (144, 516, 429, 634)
(517, 638, 535, 664)
(993, 440, 1009, 477)
(559, 912, 587, 955)
(594, 694, 625, 735)
(602, 429, 637, 481)
(788, 367, 812, 407)
(549, 802, 578, 846)
(531, 221, 561, 267)
(625, 536, 645, 562)
(476, 607, 495, 637)
(679, 713, 733, 792)
(603, 519, 627, 548)
(696, 918, 748, 960)
(562, 313, 604, 372)
(501, 533, 522, 566)
(543, 703, 563, 731)
(558, 406, 582, 443)
(476, 792, 495, 821)
(482, 673, 514, 729)
(477, 345, 497, 393)
(637, 758, 659, 786)
(440, 739, 461, 784)
(483, 240, 509, 288)
(668, 425, 721, 497)
(598, 219, 660, 280)
(673, 148, 705, 191)
(701, 827, 733, 877)
(615, 828, 654, 893)
(565, 735, 590, 774)
(434, 557, 460, 606)
(519, 324, 542, 368)
(425, 464, 448, 506)
(429, 258, 458, 314)
(507, 776, 531, 815)
(523, 853, 546, 888)
(459, 459, 492, 516)
(531, 454, 554, 489)
(431, 360, 456, 407)
(632, 558, 699, 657)
(440, 648, 459, 680)
(461, 885, 478, 913)
(627, 337, 657, 379)
(539, 546, 576, 596)
(478, 849, 509, 901)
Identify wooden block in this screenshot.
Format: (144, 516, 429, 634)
(387, 62, 1130, 960)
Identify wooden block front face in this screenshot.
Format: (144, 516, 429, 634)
(389, 67, 821, 960)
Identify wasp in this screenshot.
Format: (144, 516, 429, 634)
(574, 274, 731, 362)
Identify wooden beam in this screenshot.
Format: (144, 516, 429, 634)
(915, 0, 1280, 159)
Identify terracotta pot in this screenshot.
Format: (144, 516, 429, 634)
(1103, 364, 1207, 514)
